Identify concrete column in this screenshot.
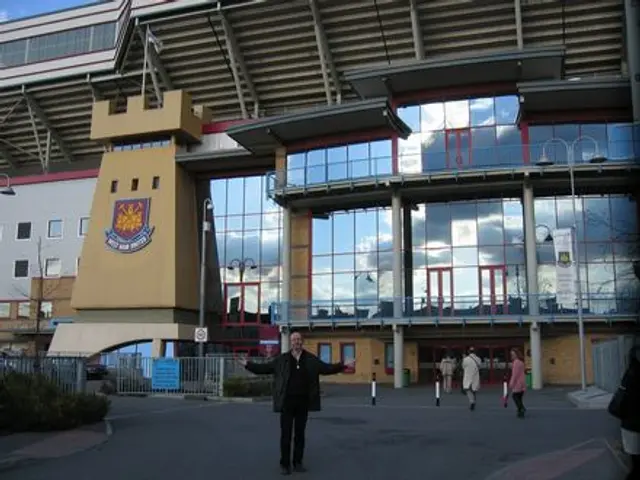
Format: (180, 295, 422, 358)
(151, 338, 165, 358)
(523, 181, 542, 390)
(391, 192, 404, 388)
(393, 325, 404, 389)
(282, 207, 291, 327)
(625, 0, 640, 122)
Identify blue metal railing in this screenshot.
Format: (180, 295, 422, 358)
(266, 141, 639, 198)
(270, 293, 639, 326)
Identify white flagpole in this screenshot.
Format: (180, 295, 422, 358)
(141, 26, 149, 98)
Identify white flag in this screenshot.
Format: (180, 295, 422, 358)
(553, 228, 576, 307)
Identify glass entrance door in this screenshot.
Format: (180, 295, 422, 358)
(445, 129, 471, 169)
(427, 267, 453, 316)
(479, 266, 507, 315)
(224, 282, 261, 325)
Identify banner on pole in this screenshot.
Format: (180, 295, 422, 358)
(553, 228, 576, 307)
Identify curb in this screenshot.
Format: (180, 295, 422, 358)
(0, 420, 112, 473)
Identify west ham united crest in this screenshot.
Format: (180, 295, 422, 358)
(105, 198, 155, 253)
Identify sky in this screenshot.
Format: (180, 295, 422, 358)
(0, 0, 98, 22)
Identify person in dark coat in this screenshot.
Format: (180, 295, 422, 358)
(238, 331, 355, 475)
(618, 345, 640, 480)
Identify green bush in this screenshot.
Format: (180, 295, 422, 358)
(223, 377, 272, 398)
(0, 372, 110, 433)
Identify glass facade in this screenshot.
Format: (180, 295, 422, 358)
(211, 175, 283, 326)
(398, 96, 639, 174)
(287, 139, 392, 187)
(0, 22, 116, 68)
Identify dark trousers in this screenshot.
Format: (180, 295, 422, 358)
(626, 454, 639, 480)
(512, 392, 525, 413)
(280, 395, 309, 468)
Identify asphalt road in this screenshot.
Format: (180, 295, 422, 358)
(2, 390, 631, 480)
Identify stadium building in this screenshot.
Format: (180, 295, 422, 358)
(0, 0, 638, 388)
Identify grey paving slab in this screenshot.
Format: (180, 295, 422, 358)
(1, 395, 631, 480)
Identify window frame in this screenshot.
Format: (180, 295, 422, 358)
(317, 343, 332, 364)
(13, 259, 29, 279)
(44, 258, 62, 278)
(339, 342, 356, 374)
(15, 222, 32, 241)
(78, 217, 89, 237)
(47, 219, 63, 239)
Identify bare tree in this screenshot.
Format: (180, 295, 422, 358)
(12, 237, 64, 367)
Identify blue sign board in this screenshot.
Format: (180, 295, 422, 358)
(151, 358, 181, 390)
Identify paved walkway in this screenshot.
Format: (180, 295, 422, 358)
(0, 389, 631, 480)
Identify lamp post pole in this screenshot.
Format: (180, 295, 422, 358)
(198, 198, 213, 358)
(538, 135, 605, 390)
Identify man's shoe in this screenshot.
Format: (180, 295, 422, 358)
(293, 464, 307, 473)
(280, 466, 292, 475)
(470, 402, 476, 411)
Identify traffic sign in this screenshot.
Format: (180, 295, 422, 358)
(194, 327, 208, 343)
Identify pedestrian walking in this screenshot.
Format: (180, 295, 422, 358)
(237, 331, 355, 475)
(462, 347, 481, 410)
(439, 351, 456, 394)
(608, 345, 640, 480)
(508, 348, 527, 418)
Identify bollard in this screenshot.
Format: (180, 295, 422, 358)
(371, 373, 377, 406)
(502, 374, 509, 408)
(435, 372, 441, 407)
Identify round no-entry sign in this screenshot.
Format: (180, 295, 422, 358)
(194, 327, 208, 343)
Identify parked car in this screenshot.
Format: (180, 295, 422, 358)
(86, 363, 109, 381)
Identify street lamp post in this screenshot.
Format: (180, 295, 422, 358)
(0, 174, 16, 196)
(198, 198, 213, 358)
(227, 258, 257, 283)
(536, 135, 607, 390)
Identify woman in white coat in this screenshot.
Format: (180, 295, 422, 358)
(462, 347, 482, 410)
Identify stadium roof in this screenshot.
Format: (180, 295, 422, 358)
(0, 0, 629, 174)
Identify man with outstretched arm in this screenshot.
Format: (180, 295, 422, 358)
(237, 331, 355, 475)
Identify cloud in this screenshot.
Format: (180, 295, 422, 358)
(0, 10, 9, 22)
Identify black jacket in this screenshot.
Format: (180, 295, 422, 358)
(620, 347, 640, 433)
(245, 351, 345, 413)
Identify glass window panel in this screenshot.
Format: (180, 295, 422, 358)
(451, 203, 477, 246)
(348, 143, 370, 178)
(333, 253, 355, 272)
(506, 264, 526, 298)
(421, 103, 445, 131)
(496, 125, 523, 166)
(413, 267, 427, 301)
(470, 98, 495, 127)
(505, 246, 525, 265)
(312, 255, 332, 275)
(333, 273, 355, 307)
(225, 285, 242, 324)
(422, 131, 447, 171)
(453, 267, 479, 311)
(348, 143, 369, 160)
(584, 197, 611, 241)
(613, 243, 639, 262)
(610, 195, 638, 242)
(445, 100, 469, 129)
(479, 246, 505, 266)
(427, 248, 452, 267)
(377, 209, 392, 250)
(528, 126, 553, 164)
(453, 247, 478, 266)
(243, 284, 259, 322)
(312, 274, 333, 306)
(318, 344, 332, 364)
(355, 209, 378, 251)
(327, 146, 347, 181)
(477, 201, 504, 245)
(306, 149, 326, 185)
(471, 126, 496, 168)
(398, 105, 420, 132)
(226, 215, 243, 231)
(243, 214, 261, 231)
(578, 124, 608, 161)
(556, 197, 584, 242)
(262, 234, 280, 267)
(426, 203, 451, 247)
(211, 180, 227, 216)
(503, 200, 523, 245)
(261, 283, 280, 315)
(312, 217, 332, 255)
(399, 134, 422, 173)
(587, 262, 615, 297)
(412, 249, 427, 269)
(242, 234, 260, 264)
(333, 213, 355, 253)
(243, 176, 262, 214)
(263, 211, 281, 231)
(287, 153, 305, 186)
(534, 198, 557, 234)
(537, 264, 556, 295)
(411, 206, 426, 247)
(615, 263, 639, 299)
(607, 123, 634, 160)
(585, 242, 613, 263)
(354, 252, 373, 271)
(494, 96, 519, 125)
(226, 177, 244, 214)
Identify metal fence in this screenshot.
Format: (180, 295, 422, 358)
(0, 355, 86, 394)
(112, 354, 268, 397)
(592, 335, 638, 393)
